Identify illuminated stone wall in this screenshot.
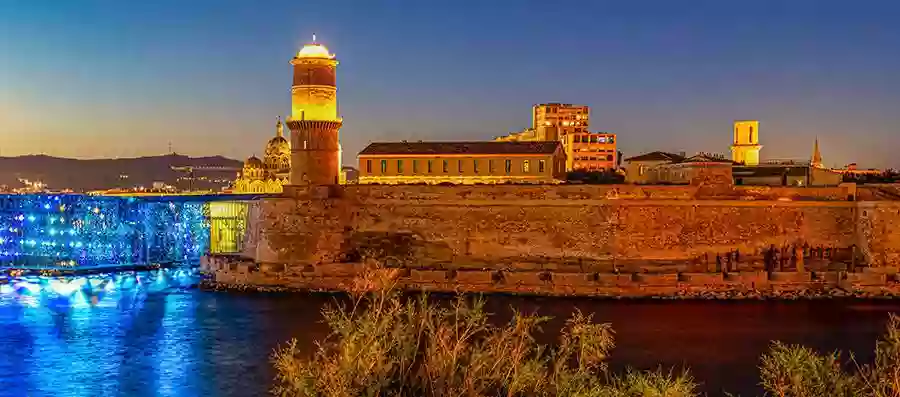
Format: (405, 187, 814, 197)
(240, 185, 900, 274)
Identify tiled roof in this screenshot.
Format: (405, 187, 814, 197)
(680, 154, 739, 164)
(358, 141, 561, 156)
(623, 151, 685, 163)
(733, 166, 808, 178)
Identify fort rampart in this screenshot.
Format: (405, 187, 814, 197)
(203, 184, 900, 297)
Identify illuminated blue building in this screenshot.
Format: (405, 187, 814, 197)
(0, 194, 255, 270)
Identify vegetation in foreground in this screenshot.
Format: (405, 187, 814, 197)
(272, 279, 898, 396)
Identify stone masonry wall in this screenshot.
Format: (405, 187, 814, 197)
(248, 185, 875, 273)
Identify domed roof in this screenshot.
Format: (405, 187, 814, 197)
(297, 43, 334, 59)
(245, 156, 263, 168)
(265, 136, 291, 160)
(267, 135, 290, 148)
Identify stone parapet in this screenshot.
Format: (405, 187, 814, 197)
(202, 256, 900, 298)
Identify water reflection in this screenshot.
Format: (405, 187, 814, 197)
(0, 283, 897, 396)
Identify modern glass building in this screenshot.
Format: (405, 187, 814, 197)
(0, 194, 257, 270)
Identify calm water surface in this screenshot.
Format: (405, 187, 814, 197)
(0, 286, 897, 397)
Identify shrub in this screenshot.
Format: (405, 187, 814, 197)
(272, 286, 696, 397)
(760, 314, 900, 397)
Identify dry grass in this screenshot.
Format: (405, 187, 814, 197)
(273, 269, 898, 397)
(760, 314, 900, 397)
(272, 271, 694, 397)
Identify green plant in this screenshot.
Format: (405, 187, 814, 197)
(759, 314, 900, 397)
(272, 281, 696, 397)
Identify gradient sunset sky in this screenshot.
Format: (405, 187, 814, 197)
(2, 0, 899, 168)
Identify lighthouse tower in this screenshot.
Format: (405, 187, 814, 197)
(287, 35, 342, 186)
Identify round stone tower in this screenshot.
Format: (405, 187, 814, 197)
(287, 36, 342, 186)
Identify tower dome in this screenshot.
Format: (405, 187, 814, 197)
(297, 43, 334, 59)
(245, 156, 263, 168)
(264, 117, 291, 171)
(296, 35, 334, 59)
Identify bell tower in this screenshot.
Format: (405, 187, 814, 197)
(287, 35, 342, 185)
(731, 120, 762, 166)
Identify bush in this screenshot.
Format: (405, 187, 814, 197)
(760, 314, 900, 397)
(272, 287, 696, 397)
(272, 269, 897, 397)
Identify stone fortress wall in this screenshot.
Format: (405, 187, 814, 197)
(202, 184, 900, 297)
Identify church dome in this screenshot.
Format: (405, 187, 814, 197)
(245, 156, 263, 168)
(264, 136, 291, 170)
(266, 135, 290, 151)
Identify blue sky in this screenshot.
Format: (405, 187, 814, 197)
(2, 0, 899, 168)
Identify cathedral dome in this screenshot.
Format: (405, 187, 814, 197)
(264, 136, 291, 170)
(245, 156, 263, 168)
(266, 135, 290, 152)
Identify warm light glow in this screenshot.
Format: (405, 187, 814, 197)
(358, 175, 561, 185)
(297, 43, 334, 59)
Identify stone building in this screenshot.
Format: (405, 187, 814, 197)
(624, 152, 734, 185)
(232, 118, 291, 193)
(286, 36, 343, 186)
(562, 132, 617, 171)
(357, 141, 566, 184)
(622, 151, 686, 184)
(233, 36, 346, 192)
(625, 119, 844, 187)
(731, 120, 762, 166)
(495, 103, 617, 171)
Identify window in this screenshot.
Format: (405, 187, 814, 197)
(366, 160, 372, 173)
(639, 165, 646, 176)
(380, 160, 387, 174)
(523, 160, 530, 173)
(599, 136, 607, 143)
(413, 160, 418, 173)
(749, 126, 754, 143)
(607, 155, 613, 161)
(443, 160, 449, 173)
(397, 160, 404, 174)
(474, 160, 479, 173)
(539, 160, 546, 173)
(590, 135, 598, 143)
(489, 160, 495, 173)
(428, 160, 433, 173)
(458, 159, 463, 174)
(609, 137, 615, 144)
(505, 159, 512, 174)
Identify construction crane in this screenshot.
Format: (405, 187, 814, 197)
(171, 165, 241, 191)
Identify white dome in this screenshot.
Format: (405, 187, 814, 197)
(297, 43, 334, 59)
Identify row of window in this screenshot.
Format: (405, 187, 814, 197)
(573, 135, 614, 144)
(573, 148, 616, 153)
(574, 155, 615, 161)
(366, 159, 547, 175)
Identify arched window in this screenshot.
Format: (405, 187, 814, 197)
(749, 126, 754, 143)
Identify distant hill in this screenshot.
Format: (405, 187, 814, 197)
(0, 154, 242, 192)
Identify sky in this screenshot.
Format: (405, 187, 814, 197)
(2, 0, 900, 169)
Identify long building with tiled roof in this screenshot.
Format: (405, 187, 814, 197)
(357, 141, 566, 184)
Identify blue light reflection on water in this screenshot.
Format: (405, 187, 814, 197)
(0, 269, 204, 397)
(0, 270, 897, 396)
